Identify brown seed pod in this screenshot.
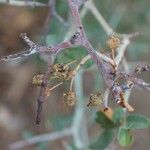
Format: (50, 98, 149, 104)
(102, 107, 113, 120)
(87, 91, 103, 107)
(32, 74, 44, 86)
(63, 91, 76, 106)
(107, 35, 120, 50)
(119, 93, 134, 112)
(123, 101, 134, 112)
(52, 64, 73, 80)
(44, 87, 51, 99)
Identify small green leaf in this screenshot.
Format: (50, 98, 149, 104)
(84, 58, 94, 68)
(125, 114, 150, 129)
(96, 111, 116, 129)
(117, 127, 133, 147)
(112, 108, 124, 125)
(55, 47, 94, 68)
(90, 129, 114, 150)
(55, 47, 87, 64)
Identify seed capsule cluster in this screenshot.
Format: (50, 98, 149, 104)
(32, 63, 75, 108)
(32, 63, 73, 87)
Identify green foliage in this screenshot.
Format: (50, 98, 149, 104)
(96, 111, 116, 129)
(112, 108, 124, 125)
(55, 47, 87, 63)
(90, 129, 114, 150)
(94, 109, 150, 149)
(55, 47, 94, 68)
(125, 113, 150, 129)
(117, 127, 134, 147)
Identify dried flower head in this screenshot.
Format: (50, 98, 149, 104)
(107, 35, 120, 50)
(32, 74, 44, 86)
(63, 91, 76, 106)
(52, 64, 73, 80)
(87, 91, 103, 107)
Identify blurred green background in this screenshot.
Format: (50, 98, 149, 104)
(0, 0, 149, 150)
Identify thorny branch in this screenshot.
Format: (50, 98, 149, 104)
(0, 0, 149, 149)
(36, 58, 52, 124)
(1, 0, 149, 124)
(85, 0, 148, 109)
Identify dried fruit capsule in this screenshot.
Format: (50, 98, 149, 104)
(63, 91, 76, 106)
(107, 35, 120, 50)
(102, 107, 113, 120)
(87, 91, 103, 107)
(32, 74, 44, 86)
(52, 64, 73, 80)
